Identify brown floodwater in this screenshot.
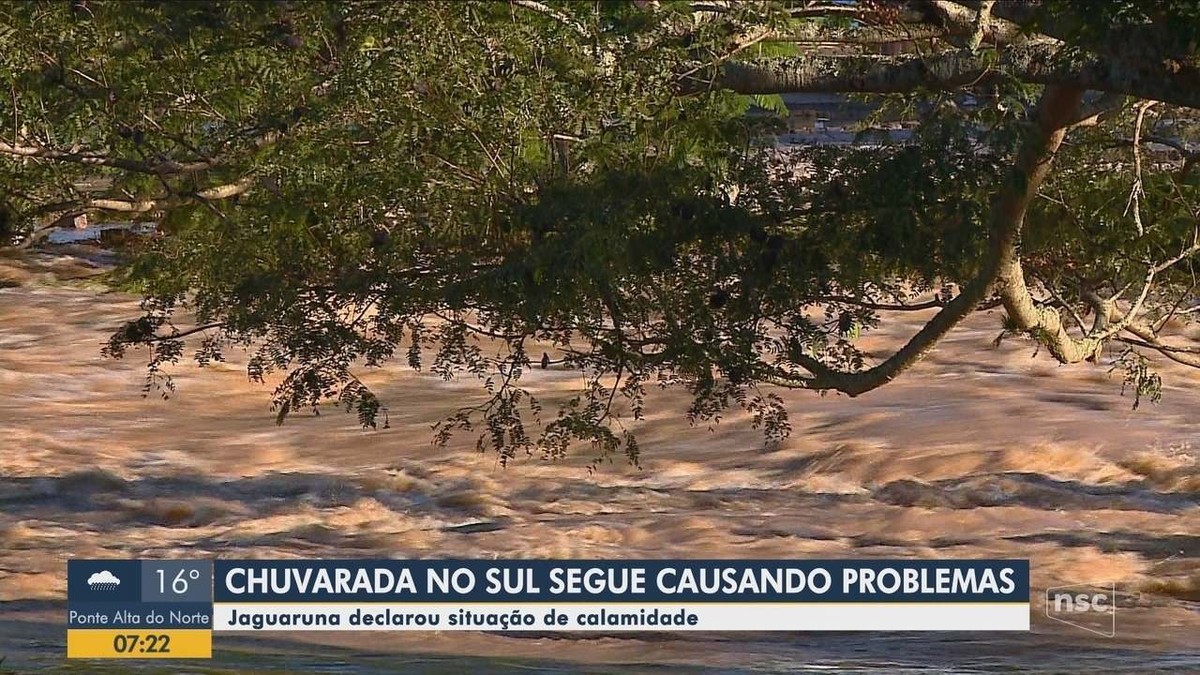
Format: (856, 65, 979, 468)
(0, 250, 1196, 672)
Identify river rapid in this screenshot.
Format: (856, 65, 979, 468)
(0, 251, 1196, 672)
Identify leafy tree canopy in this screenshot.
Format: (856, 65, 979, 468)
(2, 0, 1199, 465)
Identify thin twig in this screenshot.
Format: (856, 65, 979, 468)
(1124, 101, 1156, 236)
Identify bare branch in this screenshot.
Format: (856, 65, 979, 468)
(1124, 101, 1155, 236)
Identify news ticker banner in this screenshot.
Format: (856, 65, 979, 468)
(68, 558, 1031, 658)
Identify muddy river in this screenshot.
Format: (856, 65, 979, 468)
(0, 251, 1196, 672)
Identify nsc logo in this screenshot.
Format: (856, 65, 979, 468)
(1045, 583, 1115, 637)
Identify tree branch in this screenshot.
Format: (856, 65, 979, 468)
(999, 221, 1200, 363)
(965, 0, 995, 52)
(146, 322, 226, 343)
(1069, 92, 1126, 129)
(770, 85, 1085, 395)
(1101, 229, 1200, 337)
(788, 4, 927, 23)
(509, 0, 587, 37)
(771, 23, 949, 45)
(78, 177, 255, 213)
(813, 295, 947, 311)
(1119, 324, 1200, 369)
(927, 0, 1022, 48)
(719, 42, 1200, 108)
(0, 140, 215, 175)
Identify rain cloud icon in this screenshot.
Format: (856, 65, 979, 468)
(87, 570, 121, 590)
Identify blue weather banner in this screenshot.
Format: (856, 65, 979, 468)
(67, 559, 216, 658)
(68, 558, 1032, 648)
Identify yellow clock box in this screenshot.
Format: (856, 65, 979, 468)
(66, 628, 212, 659)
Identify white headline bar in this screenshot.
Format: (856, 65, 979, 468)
(214, 603, 1029, 631)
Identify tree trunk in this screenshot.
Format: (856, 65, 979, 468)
(787, 85, 1084, 395)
